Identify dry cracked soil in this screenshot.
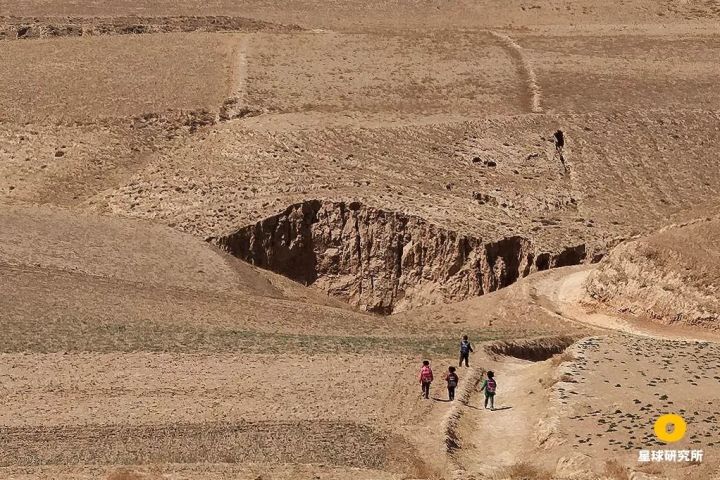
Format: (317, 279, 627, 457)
(1, 1, 720, 479)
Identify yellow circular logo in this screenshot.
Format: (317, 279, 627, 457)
(654, 414, 687, 443)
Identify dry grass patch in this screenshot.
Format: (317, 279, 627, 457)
(635, 464, 663, 474)
(492, 462, 552, 480)
(551, 350, 576, 366)
(539, 376, 559, 389)
(539, 373, 575, 389)
(0, 33, 232, 123)
(106, 470, 152, 480)
(603, 459, 629, 480)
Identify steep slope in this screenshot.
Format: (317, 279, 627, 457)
(215, 200, 590, 313)
(0, 203, 275, 295)
(586, 216, 720, 330)
(0, 203, 378, 352)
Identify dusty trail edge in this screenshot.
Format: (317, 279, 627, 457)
(447, 265, 720, 478)
(535, 265, 720, 343)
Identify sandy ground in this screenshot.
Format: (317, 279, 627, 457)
(0, 204, 584, 478)
(556, 336, 720, 463)
(538, 266, 720, 342)
(449, 268, 720, 479)
(0, 353, 440, 475)
(1, 464, 406, 480)
(2, 2, 720, 479)
(3, 0, 720, 29)
(456, 359, 555, 475)
(3, 210, 720, 478)
(0, 33, 234, 123)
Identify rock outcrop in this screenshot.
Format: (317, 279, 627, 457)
(214, 200, 593, 313)
(586, 216, 720, 329)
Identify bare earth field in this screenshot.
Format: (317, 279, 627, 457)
(0, 33, 234, 123)
(1, 1, 720, 479)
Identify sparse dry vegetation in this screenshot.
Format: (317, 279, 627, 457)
(604, 459, 630, 480)
(1, 1, 720, 480)
(551, 350, 577, 366)
(106, 470, 151, 480)
(587, 217, 720, 329)
(493, 462, 552, 480)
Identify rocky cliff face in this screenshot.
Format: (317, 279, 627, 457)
(214, 200, 592, 313)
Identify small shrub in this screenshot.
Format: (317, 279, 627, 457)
(106, 470, 146, 480)
(604, 459, 629, 480)
(551, 351, 576, 366)
(539, 376, 559, 389)
(493, 462, 552, 480)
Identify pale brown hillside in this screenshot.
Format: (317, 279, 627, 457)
(586, 217, 720, 329)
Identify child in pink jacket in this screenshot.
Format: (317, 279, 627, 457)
(419, 360, 434, 399)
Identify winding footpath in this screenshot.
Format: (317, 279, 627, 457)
(450, 265, 720, 478)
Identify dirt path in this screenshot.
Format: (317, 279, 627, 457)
(455, 359, 553, 476)
(452, 265, 720, 477)
(230, 34, 249, 102)
(535, 265, 720, 342)
(488, 31, 543, 113)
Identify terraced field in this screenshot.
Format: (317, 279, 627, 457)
(2, 1, 720, 479)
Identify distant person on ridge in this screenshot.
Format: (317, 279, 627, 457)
(419, 360, 434, 399)
(553, 129, 564, 156)
(553, 129, 566, 171)
(444, 366, 459, 401)
(459, 335, 474, 367)
(479, 370, 497, 410)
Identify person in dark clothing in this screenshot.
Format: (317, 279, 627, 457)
(419, 360, 434, 399)
(553, 129, 566, 171)
(444, 366, 459, 401)
(553, 129, 564, 152)
(459, 335, 474, 367)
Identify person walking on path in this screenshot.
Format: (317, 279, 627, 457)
(479, 370, 497, 410)
(419, 360, 434, 399)
(444, 366, 459, 401)
(459, 335, 474, 367)
(553, 130, 564, 157)
(553, 129, 567, 172)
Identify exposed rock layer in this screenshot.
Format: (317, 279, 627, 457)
(214, 201, 594, 313)
(485, 336, 578, 361)
(586, 217, 720, 330)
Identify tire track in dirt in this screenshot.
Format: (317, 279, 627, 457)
(130, 34, 258, 132)
(488, 31, 543, 114)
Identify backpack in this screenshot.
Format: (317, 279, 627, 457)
(460, 340, 471, 354)
(421, 367, 433, 382)
(486, 378, 497, 393)
(447, 373, 458, 388)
